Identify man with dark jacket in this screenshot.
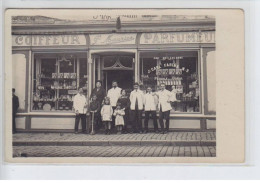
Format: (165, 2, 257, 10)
(12, 88, 19, 134)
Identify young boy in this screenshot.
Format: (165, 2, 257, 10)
(89, 94, 101, 134)
(143, 86, 159, 133)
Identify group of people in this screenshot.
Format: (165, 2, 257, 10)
(73, 80, 176, 135)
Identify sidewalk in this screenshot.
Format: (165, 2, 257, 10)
(13, 131, 216, 146)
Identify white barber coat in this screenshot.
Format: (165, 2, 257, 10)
(144, 92, 158, 111)
(73, 93, 87, 114)
(107, 87, 122, 107)
(156, 89, 174, 112)
(130, 89, 144, 110)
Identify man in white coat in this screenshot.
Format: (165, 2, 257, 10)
(154, 83, 175, 134)
(107, 80, 122, 130)
(73, 87, 88, 134)
(130, 82, 144, 133)
(143, 86, 159, 133)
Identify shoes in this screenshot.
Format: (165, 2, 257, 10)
(74, 131, 79, 134)
(139, 131, 143, 134)
(107, 130, 111, 135)
(154, 130, 159, 133)
(117, 131, 122, 135)
(143, 130, 148, 134)
(160, 131, 165, 134)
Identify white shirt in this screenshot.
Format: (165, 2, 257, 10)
(107, 87, 122, 107)
(73, 93, 87, 114)
(156, 89, 174, 112)
(144, 92, 158, 111)
(130, 89, 144, 110)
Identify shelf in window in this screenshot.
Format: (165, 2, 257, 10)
(39, 77, 77, 80)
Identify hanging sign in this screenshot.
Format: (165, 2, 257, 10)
(90, 33, 137, 45)
(12, 35, 87, 47)
(140, 31, 215, 44)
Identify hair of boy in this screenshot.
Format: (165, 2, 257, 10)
(96, 80, 102, 85)
(112, 80, 118, 84)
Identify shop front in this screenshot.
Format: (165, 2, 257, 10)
(12, 18, 216, 132)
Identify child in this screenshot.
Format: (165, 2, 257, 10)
(113, 102, 125, 134)
(101, 97, 113, 135)
(117, 89, 130, 133)
(89, 95, 101, 134)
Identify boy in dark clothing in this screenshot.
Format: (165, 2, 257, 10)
(89, 95, 101, 134)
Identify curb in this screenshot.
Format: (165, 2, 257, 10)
(13, 140, 216, 146)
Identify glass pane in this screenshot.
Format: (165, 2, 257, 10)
(140, 51, 200, 113)
(32, 58, 57, 111)
(103, 56, 116, 68)
(120, 56, 133, 68)
(32, 55, 88, 112)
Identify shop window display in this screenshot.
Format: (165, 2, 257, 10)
(32, 54, 88, 112)
(140, 51, 200, 113)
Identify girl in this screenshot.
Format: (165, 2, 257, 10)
(117, 89, 130, 133)
(113, 102, 125, 134)
(100, 97, 113, 135)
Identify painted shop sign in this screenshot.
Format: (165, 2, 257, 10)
(140, 31, 215, 44)
(90, 33, 137, 45)
(12, 35, 87, 47)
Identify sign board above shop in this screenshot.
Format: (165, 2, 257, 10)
(89, 33, 137, 45)
(12, 35, 87, 47)
(140, 31, 215, 44)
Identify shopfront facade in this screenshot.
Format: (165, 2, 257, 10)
(12, 15, 216, 132)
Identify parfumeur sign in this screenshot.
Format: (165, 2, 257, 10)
(140, 31, 215, 44)
(12, 35, 87, 47)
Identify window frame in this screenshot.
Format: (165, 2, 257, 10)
(138, 49, 202, 115)
(30, 52, 88, 113)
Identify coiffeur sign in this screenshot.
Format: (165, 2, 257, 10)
(140, 31, 215, 44)
(12, 35, 87, 46)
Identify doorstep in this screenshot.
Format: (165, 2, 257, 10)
(12, 132, 216, 146)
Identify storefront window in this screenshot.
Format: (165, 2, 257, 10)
(140, 51, 200, 113)
(32, 53, 88, 112)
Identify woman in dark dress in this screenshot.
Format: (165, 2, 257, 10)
(117, 89, 130, 133)
(90, 80, 106, 131)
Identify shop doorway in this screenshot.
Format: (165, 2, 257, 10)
(103, 70, 134, 92)
(95, 54, 135, 93)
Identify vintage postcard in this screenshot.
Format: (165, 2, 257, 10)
(4, 9, 244, 163)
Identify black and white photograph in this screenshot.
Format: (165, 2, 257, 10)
(4, 8, 219, 160)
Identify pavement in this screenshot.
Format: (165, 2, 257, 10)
(12, 132, 216, 157)
(13, 145, 216, 157)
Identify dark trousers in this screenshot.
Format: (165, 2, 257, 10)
(74, 114, 86, 132)
(111, 106, 116, 129)
(159, 110, 170, 131)
(144, 111, 158, 131)
(90, 112, 98, 132)
(131, 109, 143, 132)
(12, 112, 17, 133)
(96, 112, 102, 130)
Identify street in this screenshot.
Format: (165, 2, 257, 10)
(13, 145, 216, 157)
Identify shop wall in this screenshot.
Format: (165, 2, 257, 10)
(206, 50, 216, 114)
(31, 117, 76, 129)
(12, 52, 29, 112)
(203, 48, 216, 115)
